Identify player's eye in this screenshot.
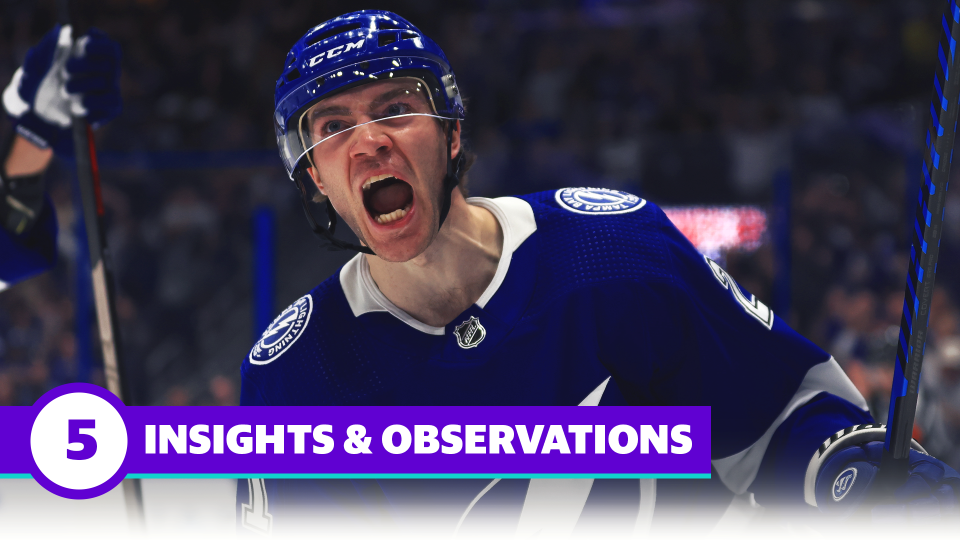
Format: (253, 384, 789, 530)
(323, 120, 345, 134)
(384, 102, 410, 117)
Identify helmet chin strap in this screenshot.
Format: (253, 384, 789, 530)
(438, 121, 464, 231)
(296, 121, 463, 256)
(292, 168, 375, 254)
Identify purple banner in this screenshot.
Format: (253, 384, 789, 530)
(6, 384, 711, 499)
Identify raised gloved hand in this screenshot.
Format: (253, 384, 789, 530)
(2, 24, 122, 157)
(811, 430, 960, 522)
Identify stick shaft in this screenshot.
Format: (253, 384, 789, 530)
(58, 0, 146, 527)
(71, 120, 132, 400)
(883, 0, 960, 476)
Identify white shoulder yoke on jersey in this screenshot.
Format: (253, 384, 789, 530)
(339, 196, 537, 335)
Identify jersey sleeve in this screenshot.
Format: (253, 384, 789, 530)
(0, 194, 57, 288)
(237, 360, 271, 532)
(239, 370, 269, 406)
(595, 203, 871, 503)
(748, 392, 872, 507)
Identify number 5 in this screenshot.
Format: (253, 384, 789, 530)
(67, 419, 97, 460)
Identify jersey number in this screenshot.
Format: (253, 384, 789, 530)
(242, 478, 273, 534)
(705, 257, 774, 330)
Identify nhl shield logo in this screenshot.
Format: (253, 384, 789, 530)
(832, 467, 857, 501)
(454, 316, 486, 349)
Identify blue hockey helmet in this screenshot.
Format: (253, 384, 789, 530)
(275, 10, 465, 180)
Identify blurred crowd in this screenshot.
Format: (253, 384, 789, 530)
(3, 0, 960, 468)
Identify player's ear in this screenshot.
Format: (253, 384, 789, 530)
(306, 166, 327, 196)
(450, 120, 461, 160)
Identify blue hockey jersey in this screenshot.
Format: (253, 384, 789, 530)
(0, 196, 57, 290)
(238, 188, 871, 536)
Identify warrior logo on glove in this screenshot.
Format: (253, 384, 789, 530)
(832, 467, 857, 502)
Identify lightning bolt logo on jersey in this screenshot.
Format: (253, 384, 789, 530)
(249, 295, 313, 365)
(555, 187, 646, 215)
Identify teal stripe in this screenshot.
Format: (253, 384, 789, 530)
(128, 473, 710, 480)
(0, 473, 711, 480)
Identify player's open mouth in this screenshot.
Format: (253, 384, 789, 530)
(362, 174, 414, 225)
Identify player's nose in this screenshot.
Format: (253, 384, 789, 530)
(348, 119, 393, 159)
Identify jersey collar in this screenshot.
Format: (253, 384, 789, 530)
(339, 196, 537, 335)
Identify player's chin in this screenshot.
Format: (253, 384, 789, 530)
(362, 203, 431, 261)
(367, 228, 432, 262)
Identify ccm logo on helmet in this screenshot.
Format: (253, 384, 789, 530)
(308, 39, 365, 67)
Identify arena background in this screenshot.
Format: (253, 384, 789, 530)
(2, 0, 960, 535)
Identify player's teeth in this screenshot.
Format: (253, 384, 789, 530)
(363, 174, 394, 191)
(375, 207, 408, 224)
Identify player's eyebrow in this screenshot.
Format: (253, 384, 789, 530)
(369, 85, 429, 109)
(307, 84, 429, 123)
(306, 104, 352, 122)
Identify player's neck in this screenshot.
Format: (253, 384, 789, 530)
(366, 193, 503, 328)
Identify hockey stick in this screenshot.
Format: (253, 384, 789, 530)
(879, 0, 960, 487)
(57, 0, 146, 528)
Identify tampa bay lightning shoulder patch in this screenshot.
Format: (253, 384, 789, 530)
(249, 294, 313, 365)
(555, 187, 646, 215)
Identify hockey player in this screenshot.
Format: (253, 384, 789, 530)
(1, 25, 122, 290)
(239, 10, 960, 535)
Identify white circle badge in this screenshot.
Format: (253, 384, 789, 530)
(31, 391, 128, 491)
(249, 294, 313, 365)
(555, 187, 646, 215)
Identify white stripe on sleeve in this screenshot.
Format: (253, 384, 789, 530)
(711, 356, 868, 494)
